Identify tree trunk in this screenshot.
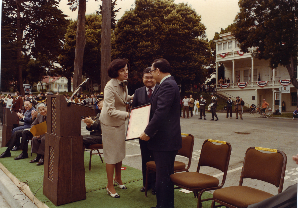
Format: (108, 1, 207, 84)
(286, 56, 298, 89)
(286, 56, 298, 107)
(101, 0, 111, 92)
(73, 0, 86, 91)
(16, 0, 24, 96)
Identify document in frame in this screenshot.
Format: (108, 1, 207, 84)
(126, 104, 151, 140)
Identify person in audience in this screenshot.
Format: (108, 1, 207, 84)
(14, 103, 47, 164)
(0, 100, 35, 157)
(83, 100, 103, 148)
(12, 91, 23, 112)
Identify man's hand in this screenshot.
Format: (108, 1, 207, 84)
(16, 112, 24, 119)
(140, 132, 150, 141)
(83, 117, 94, 128)
(31, 110, 38, 119)
(292, 154, 298, 164)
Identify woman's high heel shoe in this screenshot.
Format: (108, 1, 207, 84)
(114, 180, 127, 189)
(106, 187, 120, 198)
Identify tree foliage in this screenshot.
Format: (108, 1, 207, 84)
(1, 0, 68, 91)
(114, 0, 210, 91)
(58, 14, 102, 91)
(233, 0, 298, 88)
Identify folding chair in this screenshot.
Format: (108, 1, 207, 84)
(87, 144, 103, 171)
(212, 147, 287, 208)
(145, 134, 194, 196)
(170, 139, 232, 208)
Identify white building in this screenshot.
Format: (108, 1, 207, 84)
(214, 32, 297, 112)
(35, 76, 73, 93)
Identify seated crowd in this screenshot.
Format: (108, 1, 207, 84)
(0, 91, 103, 167)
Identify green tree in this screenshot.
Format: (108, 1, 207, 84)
(1, 0, 68, 92)
(233, 0, 298, 88)
(114, 0, 210, 92)
(58, 14, 102, 92)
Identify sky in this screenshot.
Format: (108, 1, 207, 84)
(60, 0, 240, 40)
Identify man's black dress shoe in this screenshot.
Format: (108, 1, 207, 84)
(0, 151, 11, 158)
(14, 152, 28, 160)
(140, 187, 146, 192)
(37, 158, 44, 166)
(30, 157, 40, 163)
(11, 146, 19, 151)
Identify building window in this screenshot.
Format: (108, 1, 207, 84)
(223, 42, 227, 50)
(218, 44, 222, 51)
(291, 92, 297, 106)
(228, 42, 232, 49)
(252, 96, 255, 100)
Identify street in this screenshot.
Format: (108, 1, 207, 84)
(119, 112, 297, 195)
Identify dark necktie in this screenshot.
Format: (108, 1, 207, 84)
(148, 88, 153, 98)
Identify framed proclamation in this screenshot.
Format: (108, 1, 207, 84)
(126, 104, 151, 140)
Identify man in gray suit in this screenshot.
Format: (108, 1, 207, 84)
(132, 67, 157, 194)
(140, 58, 182, 208)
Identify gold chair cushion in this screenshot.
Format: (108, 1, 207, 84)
(170, 172, 219, 189)
(174, 161, 186, 171)
(213, 186, 274, 208)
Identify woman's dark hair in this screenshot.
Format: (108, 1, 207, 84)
(152, 58, 171, 73)
(107, 59, 129, 78)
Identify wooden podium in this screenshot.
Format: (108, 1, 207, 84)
(1, 108, 19, 147)
(43, 95, 96, 206)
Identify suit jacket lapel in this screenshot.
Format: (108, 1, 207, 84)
(112, 79, 127, 104)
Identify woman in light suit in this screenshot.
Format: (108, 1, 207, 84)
(100, 59, 132, 198)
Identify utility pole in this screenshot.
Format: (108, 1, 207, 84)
(100, 0, 111, 92)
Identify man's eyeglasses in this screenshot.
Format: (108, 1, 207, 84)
(149, 68, 157, 73)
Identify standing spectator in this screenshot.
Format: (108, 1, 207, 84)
(193, 99, 199, 116)
(240, 98, 245, 114)
(210, 94, 218, 121)
(292, 107, 298, 120)
(4, 94, 13, 109)
(205, 84, 209, 93)
(219, 77, 224, 85)
(188, 95, 194, 117)
(182, 96, 190, 118)
(199, 95, 206, 120)
(226, 97, 233, 118)
(235, 96, 243, 120)
(227, 78, 230, 83)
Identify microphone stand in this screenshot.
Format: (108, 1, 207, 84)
(67, 78, 89, 106)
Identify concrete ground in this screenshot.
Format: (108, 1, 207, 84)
(0, 111, 297, 207)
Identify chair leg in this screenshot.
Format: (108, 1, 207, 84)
(197, 191, 203, 208)
(97, 149, 103, 163)
(89, 149, 93, 171)
(211, 200, 215, 208)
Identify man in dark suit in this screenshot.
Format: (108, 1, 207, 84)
(140, 58, 182, 208)
(132, 67, 157, 194)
